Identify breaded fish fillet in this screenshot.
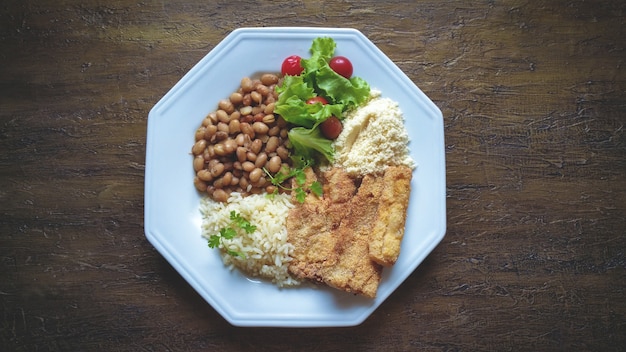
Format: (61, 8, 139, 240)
(286, 168, 383, 298)
(368, 165, 413, 266)
(287, 166, 412, 297)
(324, 174, 383, 297)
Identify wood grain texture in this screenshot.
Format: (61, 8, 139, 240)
(1, 0, 624, 351)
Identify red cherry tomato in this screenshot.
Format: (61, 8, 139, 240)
(329, 56, 353, 79)
(320, 116, 342, 140)
(305, 96, 328, 105)
(281, 55, 304, 76)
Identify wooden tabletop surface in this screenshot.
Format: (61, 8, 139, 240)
(2, 0, 625, 351)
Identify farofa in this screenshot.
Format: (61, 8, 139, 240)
(200, 192, 300, 287)
(333, 90, 416, 176)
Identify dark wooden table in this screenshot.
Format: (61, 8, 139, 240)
(2, 1, 624, 351)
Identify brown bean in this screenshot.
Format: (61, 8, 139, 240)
(265, 136, 279, 154)
(207, 158, 217, 169)
(218, 99, 234, 114)
(229, 111, 241, 122)
(217, 122, 229, 133)
(194, 177, 208, 192)
(249, 168, 263, 183)
(230, 92, 243, 105)
(246, 151, 257, 162)
(264, 102, 275, 114)
(240, 122, 254, 139)
(255, 152, 268, 168)
(216, 109, 230, 123)
(195, 127, 206, 141)
(251, 106, 264, 116)
(261, 73, 279, 85)
(240, 106, 252, 116)
(252, 122, 269, 135)
(213, 189, 229, 202)
(204, 146, 213, 160)
(241, 161, 255, 172)
(239, 177, 249, 190)
(215, 131, 228, 141)
(206, 112, 218, 124)
(229, 119, 241, 134)
(251, 115, 262, 125)
(276, 146, 290, 160)
(265, 185, 277, 194)
(197, 169, 213, 182)
(236, 147, 247, 163)
(213, 177, 224, 189)
(221, 172, 233, 188)
(254, 176, 266, 187)
(241, 77, 254, 92)
(223, 139, 238, 154)
(191, 139, 206, 155)
(204, 124, 217, 139)
(210, 162, 225, 177)
(242, 93, 252, 106)
(250, 91, 262, 104)
(235, 133, 246, 146)
(213, 143, 226, 156)
(256, 84, 269, 97)
(268, 125, 280, 136)
(193, 155, 205, 172)
(262, 114, 275, 124)
(250, 139, 263, 154)
(201, 117, 213, 127)
(267, 155, 282, 173)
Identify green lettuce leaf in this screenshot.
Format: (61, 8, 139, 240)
(314, 65, 370, 109)
(275, 36, 370, 165)
(300, 37, 336, 79)
(275, 74, 344, 128)
(288, 127, 334, 164)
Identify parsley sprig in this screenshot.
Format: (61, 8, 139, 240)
(263, 163, 323, 203)
(208, 211, 256, 258)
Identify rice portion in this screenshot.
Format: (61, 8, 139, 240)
(200, 192, 300, 287)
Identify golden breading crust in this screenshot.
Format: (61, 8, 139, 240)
(286, 168, 383, 298)
(286, 166, 412, 298)
(368, 165, 413, 266)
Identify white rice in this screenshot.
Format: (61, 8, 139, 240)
(200, 192, 300, 287)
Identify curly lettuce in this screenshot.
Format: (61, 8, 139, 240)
(288, 126, 335, 166)
(276, 37, 371, 164)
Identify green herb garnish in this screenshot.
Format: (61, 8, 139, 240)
(207, 211, 256, 258)
(229, 211, 257, 234)
(263, 162, 323, 203)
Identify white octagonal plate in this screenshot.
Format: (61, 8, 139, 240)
(145, 27, 446, 327)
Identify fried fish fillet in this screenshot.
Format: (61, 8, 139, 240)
(368, 165, 413, 266)
(286, 168, 383, 298)
(286, 166, 412, 297)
